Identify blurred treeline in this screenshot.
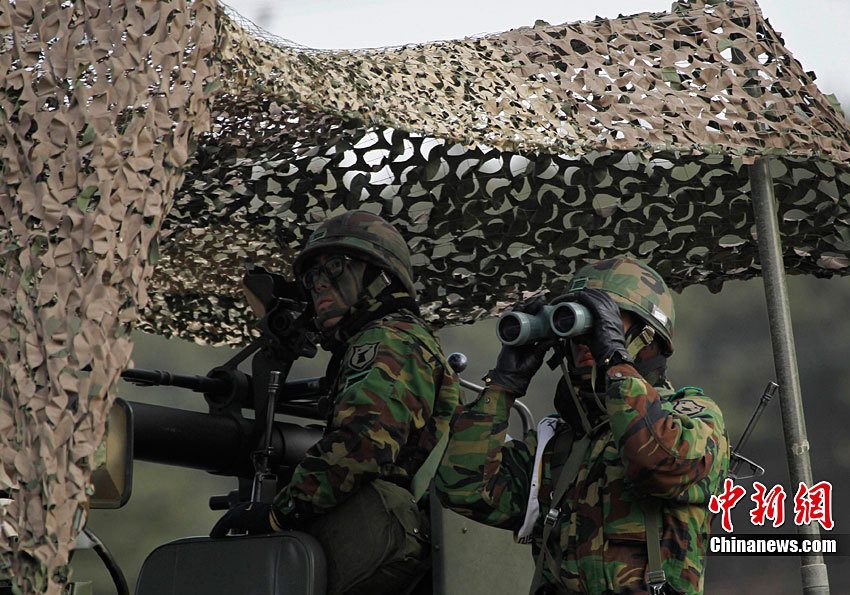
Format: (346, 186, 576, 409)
(71, 274, 850, 593)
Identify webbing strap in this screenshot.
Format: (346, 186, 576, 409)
(641, 499, 668, 595)
(410, 336, 456, 502)
(411, 430, 449, 501)
(529, 435, 590, 595)
(365, 271, 391, 299)
(627, 326, 655, 360)
(557, 359, 592, 436)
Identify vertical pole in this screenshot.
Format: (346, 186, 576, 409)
(430, 484, 447, 595)
(749, 158, 830, 595)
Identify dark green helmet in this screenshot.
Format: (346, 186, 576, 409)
(293, 210, 416, 298)
(567, 257, 675, 355)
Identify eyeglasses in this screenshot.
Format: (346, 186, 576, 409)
(300, 256, 351, 290)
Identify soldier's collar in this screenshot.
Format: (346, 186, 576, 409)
(320, 291, 417, 350)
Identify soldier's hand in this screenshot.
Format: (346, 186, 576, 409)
(210, 502, 282, 538)
(486, 297, 553, 397)
(570, 289, 633, 371)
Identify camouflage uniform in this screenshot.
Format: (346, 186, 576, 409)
(275, 211, 462, 594)
(436, 259, 730, 595)
(273, 308, 460, 517)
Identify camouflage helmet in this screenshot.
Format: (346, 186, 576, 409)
(293, 210, 416, 298)
(566, 257, 675, 355)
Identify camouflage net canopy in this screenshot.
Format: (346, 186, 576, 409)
(145, 0, 850, 345)
(1, 0, 216, 589)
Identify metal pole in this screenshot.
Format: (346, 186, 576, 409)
(749, 158, 830, 595)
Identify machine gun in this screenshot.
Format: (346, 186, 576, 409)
(85, 264, 331, 594)
(120, 263, 328, 494)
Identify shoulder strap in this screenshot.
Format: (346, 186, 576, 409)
(529, 435, 589, 595)
(410, 430, 449, 501)
(547, 430, 575, 489)
(640, 499, 668, 595)
(385, 312, 455, 502)
(517, 417, 565, 543)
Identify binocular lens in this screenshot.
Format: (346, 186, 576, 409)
(497, 316, 522, 344)
(549, 301, 593, 338)
(551, 307, 577, 335)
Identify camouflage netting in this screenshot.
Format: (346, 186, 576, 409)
(141, 0, 850, 345)
(0, 0, 216, 591)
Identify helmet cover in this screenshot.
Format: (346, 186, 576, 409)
(293, 210, 416, 298)
(564, 257, 675, 355)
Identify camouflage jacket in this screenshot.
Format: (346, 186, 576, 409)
(274, 309, 460, 519)
(436, 363, 729, 595)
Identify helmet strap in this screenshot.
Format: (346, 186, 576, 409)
(626, 324, 655, 360)
(624, 324, 668, 384)
(365, 270, 392, 299)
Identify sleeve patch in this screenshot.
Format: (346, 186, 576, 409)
(347, 342, 380, 371)
(672, 398, 706, 416)
(341, 369, 371, 393)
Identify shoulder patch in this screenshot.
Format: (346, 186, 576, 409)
(672, 398, 706, 416)
(347, 341, 380, 371)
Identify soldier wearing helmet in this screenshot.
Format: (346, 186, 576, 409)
(212, 211, 461, 595)
(294, 209, 418, 332)
(436, 257, 729, 595)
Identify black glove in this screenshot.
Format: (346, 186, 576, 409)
(210, 502, 281, 538)
(486, 297, 553, 396)
(570, 289, 634, 371)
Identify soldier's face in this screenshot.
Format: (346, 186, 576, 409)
(569, 312, 660, 373)
(306, 254, 366, 329)
(570, 311, 632, 374)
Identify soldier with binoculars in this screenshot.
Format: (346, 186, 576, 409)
(435, 257, 729, 595)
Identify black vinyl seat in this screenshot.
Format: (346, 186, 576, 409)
(135, 532, 327, 595)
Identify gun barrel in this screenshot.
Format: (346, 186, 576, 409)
(733, 381, 778, 455)
(122, 369, 230, 394)
(282, 377, 329, 401)
(122, 369, 328, 413)
(129, 401, 323, 477)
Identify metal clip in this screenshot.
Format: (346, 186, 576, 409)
(544, 507, 560, 527)
(647, 570, 667, 595)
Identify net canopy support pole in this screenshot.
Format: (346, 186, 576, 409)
(749, 158, 830, 595)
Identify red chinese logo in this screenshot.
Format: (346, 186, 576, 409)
(749, 482, 786, 527)
(793, 481, 834, 531)
(710, 479, 835, 532)
(709, 477, 747, 532)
